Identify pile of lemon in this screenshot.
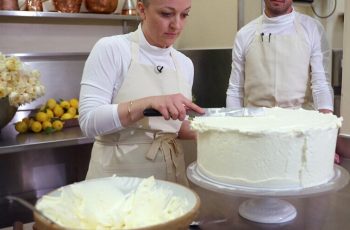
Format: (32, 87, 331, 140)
(15, 98, 79, 134)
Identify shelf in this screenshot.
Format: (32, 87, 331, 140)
(0, 10, 139, 33)
(0, 10, 139, 21)
(0, 124, 94, 155)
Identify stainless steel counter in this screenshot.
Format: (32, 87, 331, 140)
(0, 121, 94, 228)
(189, 159, 350, 230)
(0, 121, 93, 155)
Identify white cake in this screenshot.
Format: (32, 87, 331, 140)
(190, 107, 342, 189)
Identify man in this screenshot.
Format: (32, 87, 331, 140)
(226, 0, 334, 113)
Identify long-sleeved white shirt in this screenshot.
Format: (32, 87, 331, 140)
(79, 25, 194, 138)
(226, 9, 334, 111)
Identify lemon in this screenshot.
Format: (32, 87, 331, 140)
(29, 118, 35, 127)
(47, 98, 57, 110)
(69, 98, 79, 109)
(60, 113, 73, 121)
(39, 104, 46, 112)
(42, 120, 52, 130)
(52, 120, 64, 131)
(67, 107, 77, 117)
(15, 121, 28, 133)
(60, 100, 70, 110)
(22, 117, 31, 126)
(31, 121, 42, 133)
(46, 109, 54, 119)
(53, 105, 64, 118)
(35, 111, 48, 123)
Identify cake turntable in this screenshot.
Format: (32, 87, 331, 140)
(187, 162, 350, 224)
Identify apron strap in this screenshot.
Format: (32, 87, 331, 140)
(146, 133, 189, 186)
(130, 30, 140, 62)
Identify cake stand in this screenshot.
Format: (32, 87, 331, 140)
(187, 162, 350, 224)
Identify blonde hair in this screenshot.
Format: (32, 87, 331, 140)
(138, 0, 150, 7)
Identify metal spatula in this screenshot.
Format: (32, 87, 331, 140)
(143, 107, 265, 117)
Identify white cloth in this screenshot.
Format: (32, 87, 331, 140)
(226, 9, 334, 111)
(79, 24, 194, 138)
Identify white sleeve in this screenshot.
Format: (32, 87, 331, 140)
(79, 37, 125, 138)
(309, 20, 334, 111)
(226, 33, 245, 109)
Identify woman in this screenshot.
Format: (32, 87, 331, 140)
(78, 0, 203, 186)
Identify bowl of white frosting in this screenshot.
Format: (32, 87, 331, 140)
(34, 176, 200, 230)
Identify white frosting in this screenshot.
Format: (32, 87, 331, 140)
(191, 107, 342, 188)
(36, 177, 188, 229)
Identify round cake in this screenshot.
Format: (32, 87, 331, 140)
(190, 107, 342, 189)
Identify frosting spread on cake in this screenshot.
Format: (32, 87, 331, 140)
(191, 107, 342, 188)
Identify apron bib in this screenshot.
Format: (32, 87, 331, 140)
(245, 16, 313, 109)
(86, 29, 192, 186)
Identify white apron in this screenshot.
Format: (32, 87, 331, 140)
(86, 30, 192, 186)
(244, 15, 313, 109)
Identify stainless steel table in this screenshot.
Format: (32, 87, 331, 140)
(188, 159, 350, 230)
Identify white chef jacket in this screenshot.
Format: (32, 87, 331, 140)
(79, 25, 194, 138)
(226, 9, 334, 111)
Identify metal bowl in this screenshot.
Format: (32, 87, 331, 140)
(85, 0, 118, 14)
(52, 0, 82, 13)
(0, 0, 19, 10)
(0, 97, 17, 132)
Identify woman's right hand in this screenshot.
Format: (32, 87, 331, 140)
(118, 93, 204, 127)
(149, 93, 204, 121)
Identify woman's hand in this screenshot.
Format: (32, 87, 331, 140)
(118, 93, 204, 127)
(150, 93, 204, 121)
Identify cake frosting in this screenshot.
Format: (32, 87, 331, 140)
(36, 176, 188, 229)
(190, 107, 342, 189)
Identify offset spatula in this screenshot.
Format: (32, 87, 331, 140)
(143, 107, 265, 117)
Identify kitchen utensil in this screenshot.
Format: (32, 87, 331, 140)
(0, 96, 18, 132)
(53, 0, 82, 13)
(189, 218, 227, 228)
(0, 0, 19, 10)
(26, 0, 43, 11)
(143, 107, 266, 117)
(121, 0, 136, 15)
(85, 0, 118, 14)
(5, 196, 59, 227)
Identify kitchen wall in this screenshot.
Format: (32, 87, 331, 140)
(175, 0, 237, 49)
(0, 19, 130, 53)
(0, 0, 238, 53)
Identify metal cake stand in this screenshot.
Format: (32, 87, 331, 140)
(187, 162, 350, 224)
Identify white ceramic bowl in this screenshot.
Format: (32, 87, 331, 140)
(34, 177, 200, 230)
